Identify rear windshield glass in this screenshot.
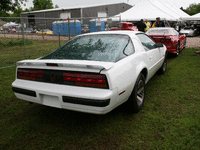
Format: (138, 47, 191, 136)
(184, 27, 194, 30)
(41, 34, 134, 62)
(146, 29, 175, 35)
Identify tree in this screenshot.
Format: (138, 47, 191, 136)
(55, 4, 59, 8)
(33, 0, 54, 11)
(0, 0, 25, 16)
(11, 6, 23, 17)
(184, 3, 200, 15)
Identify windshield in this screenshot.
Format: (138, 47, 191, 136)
(147, 29, 176, 35)
(41, 34, 133, 62)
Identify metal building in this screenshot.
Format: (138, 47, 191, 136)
(21, 2, 132, 30)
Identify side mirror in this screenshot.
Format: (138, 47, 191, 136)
(155, 43, 164, 48)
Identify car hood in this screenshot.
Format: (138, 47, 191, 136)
(16, 59, 115, 71)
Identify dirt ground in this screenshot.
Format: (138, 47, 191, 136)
(0, 33, 70, 41)
(0, 33, 200, 49)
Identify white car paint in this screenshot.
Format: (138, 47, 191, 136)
(12, 31, 167, 114)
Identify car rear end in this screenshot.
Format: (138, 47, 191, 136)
(12, 60, 119, 114)
(12, 32, 138, 114)
(149, 35, 177, 54)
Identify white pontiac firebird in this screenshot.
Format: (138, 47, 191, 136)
(12, 31, 167, 114)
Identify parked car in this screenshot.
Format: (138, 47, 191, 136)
(146, 27, 186, 56)
(18, 28, 37, 33)
(8, 28, 17, 33)
(110, 22, 138, 31)
(12, 31, 167, 114)
(179, 27, 199, 37)
(81, 24, 90, 34)
(36, 29, 53, 34)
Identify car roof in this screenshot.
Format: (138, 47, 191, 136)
(80, 30, 143, 37)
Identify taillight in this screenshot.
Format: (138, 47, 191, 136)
(165, 38, 171, 43)
(160, 38, 165, 43)
(63, 73, 108, 89)
(17, 69, 44, 81)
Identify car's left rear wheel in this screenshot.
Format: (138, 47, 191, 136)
(158, 52, 167, 74)
(176, 42, 180, 56)
(128, 73, 145, 113)
(183, 39, 186, 49)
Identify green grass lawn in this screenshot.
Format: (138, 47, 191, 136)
(0, 47, 200, 150)
(0, 38, 66, 68)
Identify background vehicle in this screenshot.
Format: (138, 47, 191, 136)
(180, 27, 199, 37)
(18, 28, 37, 33)
(8, 28, 17, 33)
(12, 31, 167, 114)
(110, 22, 138, 31)
(146, 27, 186, 56)
(36, 29, 53, 34)
(81, 24, 90, 34)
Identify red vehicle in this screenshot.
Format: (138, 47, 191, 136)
(110, 22, 138, 31)
(146, 27, 186, 56)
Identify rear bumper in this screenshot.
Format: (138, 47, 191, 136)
(166, 47, 177, 54)
(12, 79, 118, 114)
(166, 45, 177, 54)
(12, 87, 110, 107)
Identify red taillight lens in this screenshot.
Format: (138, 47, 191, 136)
(63, 73, 108, 89)
(165, 38, 171, 43)
(17, 69, 44, 81)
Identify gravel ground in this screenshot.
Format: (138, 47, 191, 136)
(185, 37, 200, 49)
(0, 33, 70, 41)
(1, 33, 200, 49)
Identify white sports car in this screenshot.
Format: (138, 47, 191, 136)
(12, 31, 167, 114)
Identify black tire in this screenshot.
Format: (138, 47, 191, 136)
(158, 53, 167, 74)
(176, 42, 180, 56)
(183, 39, 186, 49)
(128, 73, 145, 113)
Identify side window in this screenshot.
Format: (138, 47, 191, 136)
(174, 30, 179, 36)
(124, 40, 135, 55)
(136, 33, 157, 51)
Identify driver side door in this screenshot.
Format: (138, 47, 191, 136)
(136, 33, 163, 79)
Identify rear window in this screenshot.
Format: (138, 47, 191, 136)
(146, 29, 175, 35)
(41, 34, 135, 62)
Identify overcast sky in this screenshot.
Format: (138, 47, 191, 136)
(22, 0, 200, 10)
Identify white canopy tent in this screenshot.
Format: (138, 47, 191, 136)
(159, 0, 190, 18)
(3, 22, 19, 28)
(108, 0, 190, 22)
(180, 13, 200, 21)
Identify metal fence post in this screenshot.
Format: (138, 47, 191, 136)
(22, 20, 27, 59)
(68, 17, 70, 40)
(75, 19, 77, 35)
(120, 15, 121, 30)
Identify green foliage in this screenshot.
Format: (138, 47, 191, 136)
(11, 6, 23, 17)
(0, 39, 32, 47)
(55, 4, 59, 8)
(0, 0, 25, 16)
(33, 0, 54, 11)
(184, 3, 200, 15)
(0, 37, 66, 68)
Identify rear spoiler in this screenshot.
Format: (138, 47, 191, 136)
(16, 59, 114, 70)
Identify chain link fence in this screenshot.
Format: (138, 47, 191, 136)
(0, 16, 121, 69)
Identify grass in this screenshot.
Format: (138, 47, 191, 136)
(0, 47, 200, 149)
(0, 38, 66, 68)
